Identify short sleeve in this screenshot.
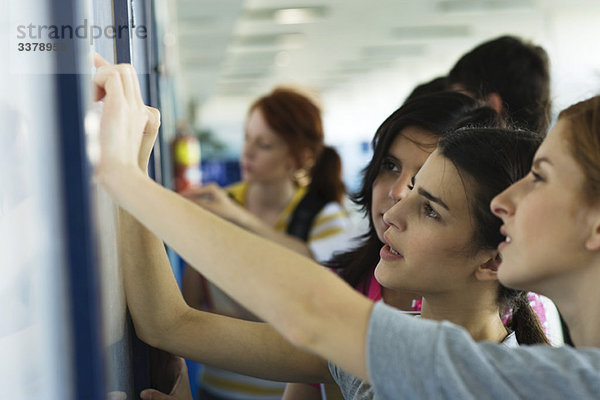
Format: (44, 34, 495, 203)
(307, 202, 354, 263)
(366, 302, 600, 399)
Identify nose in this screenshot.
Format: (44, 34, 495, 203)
(383, 196, 407, 232)
(490, 179, 519, 219)
(242, 141, 255, 159)
(388, 173, 412, 202)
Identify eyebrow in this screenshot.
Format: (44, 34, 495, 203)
(417, 187, 449, 211)
(384, 153, 400, 162)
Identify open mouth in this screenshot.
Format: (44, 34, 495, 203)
(389, 246, 401, 256)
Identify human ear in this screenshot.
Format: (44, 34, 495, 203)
(475, 253, 501, 281)
(584, 211, 600, 251)
(299, 148, 315, 170)
(485, 92, 504, 114)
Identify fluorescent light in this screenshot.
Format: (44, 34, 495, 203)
(274, 8, 317, 24)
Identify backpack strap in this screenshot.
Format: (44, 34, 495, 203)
(286, 190, 328, 242)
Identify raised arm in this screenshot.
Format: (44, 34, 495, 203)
(91, 53, 334, 384)
(180, 184, 314, 257)
(119, 206, 331, 382)
(95, 60, 374, 381)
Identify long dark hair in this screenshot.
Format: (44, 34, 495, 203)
(438, 127, 548, 344)
(250, 87, 345, 203)
(333, 92, 498, 291)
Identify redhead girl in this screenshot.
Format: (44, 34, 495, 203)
(179, 87, 352, 400)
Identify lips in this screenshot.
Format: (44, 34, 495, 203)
(241, 163, 252, 173)
(380, 230, 404, 260)
(380, 244, 404, 260)
(497, 226, 512, 252)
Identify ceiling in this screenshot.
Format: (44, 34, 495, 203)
(169, 0, 600, 117)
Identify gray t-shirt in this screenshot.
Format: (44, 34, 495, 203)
(329, 363, 374, 400)
(367, 301, 600, 399)
(329, 312, 518, 400)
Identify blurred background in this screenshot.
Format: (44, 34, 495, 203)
(161, 0, 600, 192)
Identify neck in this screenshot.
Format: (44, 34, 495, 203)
(381, 287, 420, 311)
(537, 262, 600, 348)
(420, 288, 507, 343)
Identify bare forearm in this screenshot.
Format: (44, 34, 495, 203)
(119, 205, 331, 382)
(165, 311, 332, 383)
(102, 167, 373, 380)
(118, 207, 190, 345)
(241, 212, 314, 258)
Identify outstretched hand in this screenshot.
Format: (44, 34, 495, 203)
(180, 183, 245, 223)
(92, 53, 160, 176)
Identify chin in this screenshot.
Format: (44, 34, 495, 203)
(373, 262, 394, 284)
(497, 271, 527, 291)
(242, 173, 257, 182)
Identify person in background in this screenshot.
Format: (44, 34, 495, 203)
(448, 35, 551, 134)
(180, 87, 353, 400)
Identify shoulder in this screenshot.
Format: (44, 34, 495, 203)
(225, 181, 246, 204)
(313, 202, 350, 226)
(309, 202, 352, 240)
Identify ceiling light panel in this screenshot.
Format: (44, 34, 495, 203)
(436, 0, 534, 13)
(361, 44, 425, 58)
(232, 32, 306, 49)
(392, 25, 471, 39)
(243, 6, 329, 23)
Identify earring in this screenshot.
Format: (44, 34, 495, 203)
(293, 168, 310, 186)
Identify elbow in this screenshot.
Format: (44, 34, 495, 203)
(128, 308, 167, 348)
(129, 303, 190, 349)
(132, 320, 162, 347)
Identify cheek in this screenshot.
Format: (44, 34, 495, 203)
(371, 184, 385, 213)
(260, 152, 290, 170)
(372, 176, 393, 209)
(407, 229, 473, 271)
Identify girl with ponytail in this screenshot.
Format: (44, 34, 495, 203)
(179, 87, 352, 400)
(436, 126, 549, 346)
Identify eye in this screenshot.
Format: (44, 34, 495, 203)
(257, 141, 273, 150)
(422, 201, 441, 220)
(381, 158, 401, 173)
(531, 170, 543, 182)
